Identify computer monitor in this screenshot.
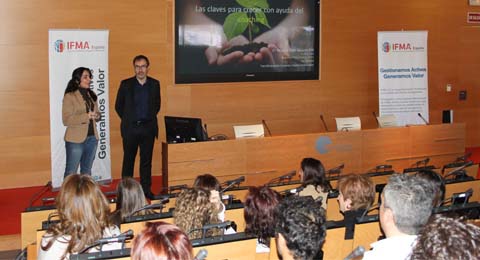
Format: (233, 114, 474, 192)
(164, 116, 207, 144)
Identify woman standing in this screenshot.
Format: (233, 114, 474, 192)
(62, 67, 100, 177)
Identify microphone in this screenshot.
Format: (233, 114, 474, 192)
(225, 176, 245, 186)
(443, 161, 474, 179)
(417, 113, 429, 125)
(189, 221, 232, 239)
(202, 221, 232, 231)
(320, 114, 329, 132)
(79, 230, 134, 254)
(97, 229, 134, 244)
(41, 197, 56, 203)
(327, 163, 345, 175)
(103, 190, 117, 197)
(203, 123, 209, 140)
(439, 188, 473, 206)
(442, 153, 474, 174)
(42, 212, 60, 229)
(262, 119, 272, 137)
(344, 245, 366, 260)
(455, 152, 472, 163)
(128, 200, 169, 217)
(281, 186, 305, 196)
(374, 164, 393, 172)
(373, 112, 380, 127)
(159, 184, 188, 194)
(194, 249, 208, 260)
(414, 157, 430, 167)
(268, 170, 296, 184)
(279, 171, 296, 181)
(220, 176, 245, 193)
(169, 184, 188, 194)
(27, 181, 52, 208)
(361, 203, 380, 218)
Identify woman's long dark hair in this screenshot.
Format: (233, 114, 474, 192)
(64, 67, 97, 101)
(300, 158, 331, 193)
(244, 186, 281, 246)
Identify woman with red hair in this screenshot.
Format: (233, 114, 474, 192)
(131, 221, 193, 260)
(244, 185, 282, 253)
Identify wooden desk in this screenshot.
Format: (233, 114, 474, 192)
(444, 179, 480, 204)
(324, 227, 353, 260)
(353, 221, 383, 251)
(162, 124, 465, 188)
(193, 238, 258, 260)
(21, 208, 55, 248)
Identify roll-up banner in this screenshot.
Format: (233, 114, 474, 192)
(378, 31, 429, 126)
(48, 29, 111, 189)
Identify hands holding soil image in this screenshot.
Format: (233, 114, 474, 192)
(176, 0, 319, 83)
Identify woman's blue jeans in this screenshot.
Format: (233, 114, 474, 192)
(64, 135, 98, 177)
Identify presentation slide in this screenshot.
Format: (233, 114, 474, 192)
(175, 0, 320, 83)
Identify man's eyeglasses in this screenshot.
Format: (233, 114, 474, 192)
(134, 65, 148, 69)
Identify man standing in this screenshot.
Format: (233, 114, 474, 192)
(115, 55, 160, 199)
(362, 174, 435, 260)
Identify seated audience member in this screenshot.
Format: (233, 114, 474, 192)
(131, 221, 193, 260)
(409, 215, 480, 260)
(110, 177, 154, 226)
(38, 174, 121, 260)
(362, 174, 436, 260)
(415, 169, 445, 207)
(336, 174, 375, 239)
(274, 196, 327, 260)
(193, 173, 236, 234)
(193, 174, 224, 220)
(174, 188, 222, 239)
(298, 157, 332, 208)
(244, 185, 282, 253)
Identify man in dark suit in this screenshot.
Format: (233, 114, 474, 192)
(115, 55, 160, 200)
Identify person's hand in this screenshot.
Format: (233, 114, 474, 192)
(205, 35, 254, 66)
(88, 111, 99, 120)
(252, 27, 290, 65)
(209, 190, 222, 210)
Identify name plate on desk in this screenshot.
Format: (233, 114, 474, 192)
(335, 117, 361, 131)
(233, 124, 264, 138)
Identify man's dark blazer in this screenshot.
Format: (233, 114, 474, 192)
(115, 76, 161, 138)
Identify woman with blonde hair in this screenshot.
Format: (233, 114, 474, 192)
(174, 188, 222, 239)
(337, 174, 375, 214)
(336, 174, 375, 239)
(38, 174, 121, 259)
(110, 177, 153, 226)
